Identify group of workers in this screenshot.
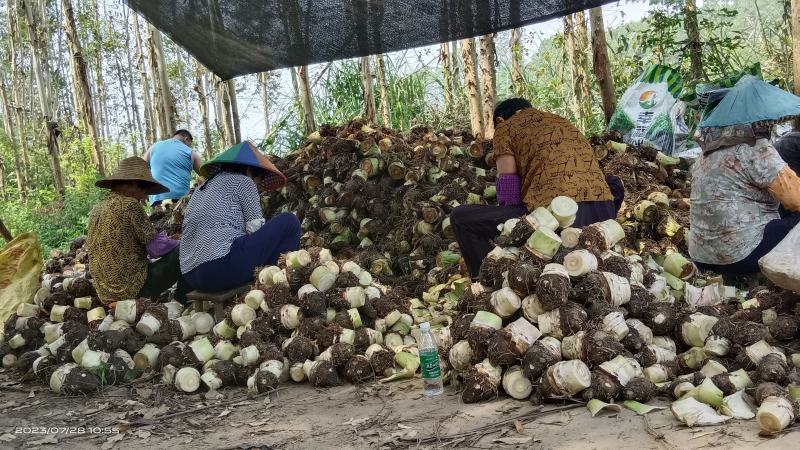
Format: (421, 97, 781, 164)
(86, 78, 800, 305)
(87, 133, 300, 304)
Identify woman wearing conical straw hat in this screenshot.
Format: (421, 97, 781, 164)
(88, 157, 190, 303)
(179, 141, 300, 292)
(690, 77, 800, 279)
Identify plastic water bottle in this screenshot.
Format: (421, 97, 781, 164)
(418, 322, 444, 396)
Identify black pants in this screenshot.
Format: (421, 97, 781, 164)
(137, 247, 191, 303)
(451, 176, 625, 278)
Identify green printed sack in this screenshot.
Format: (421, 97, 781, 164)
(607, 64, 688, 156)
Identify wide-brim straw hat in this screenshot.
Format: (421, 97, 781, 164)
(95, 157, 169, 195)
(200, 140, 287, 192)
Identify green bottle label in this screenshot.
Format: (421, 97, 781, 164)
(419, 348, 441, 379)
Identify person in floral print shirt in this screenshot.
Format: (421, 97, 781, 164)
(689, 122, 800, 276)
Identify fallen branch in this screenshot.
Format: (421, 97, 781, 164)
(417, 403, 582, 444)
(125, 387, 288, 427)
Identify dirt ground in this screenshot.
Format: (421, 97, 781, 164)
(0, 368, 797, 450)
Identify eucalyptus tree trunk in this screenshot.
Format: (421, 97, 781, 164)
(195, 66, 212, 159)
(123, 9, 145, 154)
(461, 37, 484, 137)
(259, 72, 271, 137)
(440, 43, 454, 114)
(62, 0, 104, 175)
(114, 49, 135, 154)
(227, 78, 241, 143)
(297, 66, 316, 135)
(23, 0, 65, 196)
(0, 157, 7, 200)
(574, 11, 593, 132)
(3, 2, 27, 199)
(92, 0, 110, 141)
(215, 75, 235, 148)
(564, 14, 589, 133)
(359, 57, 377, 124)
(211, 74, 225, 149)
(684, 0, 705, 82)
(450, 41, 461, 90)
(590, 7, 617, 124)
(133, 13, 155, 145)
(0, 80, 25, 199)
(147, 23, 177, 139)
(479, 34, 497, 138)
(375, 55, 391, 126)
(510, 29, 525, 97)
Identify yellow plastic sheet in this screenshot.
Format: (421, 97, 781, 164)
(0, 233, 43, 333)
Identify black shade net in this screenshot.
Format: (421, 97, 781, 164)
(126, 0, 617, 80)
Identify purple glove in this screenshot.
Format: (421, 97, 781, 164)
(146, 231, 179, 259)
(496, 173, 522, 206)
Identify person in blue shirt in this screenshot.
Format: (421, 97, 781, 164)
(143, 129, 203, 206)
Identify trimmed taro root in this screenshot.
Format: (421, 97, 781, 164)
(459, 289, 493, 314)
(623, 377, 657, 402)
(507, 263, 541, 297)
(233, 363, 252, 387)
(88, 330, 126, 353)
(308, 360, 341, 387)
(353, 328, 381, 351)
(452, 314, 475, 342)
(769, 315, 798, 342)
(63, 277, 95, 297)
(261, 344, 284, 363)
(591, 370, 622, 401)
(599, 255, 631, 279)
(253, 370, 279, 393)
(298, 291, 327, 317)
(732, 322, 769, 346)
(298, 317, 326, 340)
(507, 220, 534, 247)
(344, 355, 374, 383)
(586, 330, 628, 367)
(521, 338, 561, 382)
(486, 330, 519, 367)
(264, 284, 292, 308)
(757, 354, 789, 384)
(329, 342, 355, 368)
(284, 336, 317, 363)
(625, 284, 655, 319)
(63, 307, 88, 324)
(366, 345, 395, 377)
(711, 317, 736, 342)
(537, 302, 588, 339)
(156, 342, 185, 371)
(461, 360, 502, 403)
(535, 269, 571, 312)
(621, 327, 645, 353)
(316, 325, 342, 349)
(570, 272, 608, 305)
(643, 304, 677, 336)
(59, 365, 102, 394)
(248, 317, 275, 341)
(325, 289, 350, 311)
(213, 360, 238, 386)
(239, 330, 266, 351)
(335, 271, 360, 289)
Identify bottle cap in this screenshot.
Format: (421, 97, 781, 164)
(420, 322, 430, 332)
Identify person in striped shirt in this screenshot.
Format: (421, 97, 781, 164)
(179, 141, 300, 292)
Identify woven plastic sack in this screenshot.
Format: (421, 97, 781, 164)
(0, 233, 43, 333)
(607, 64, 688, 156)
(759, 223, 800, 292)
